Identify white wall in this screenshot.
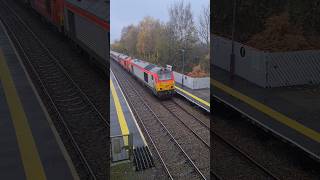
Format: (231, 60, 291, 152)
(212, 35, 320, 87)
(173, 72, 210, 89)
(212, 35, 267, 87)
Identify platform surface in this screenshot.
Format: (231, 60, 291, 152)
(110, 68, 157, 174)
(0, 21, 77, 179)
(110, 70, 147, 148)
(212, 65, 320, 160)
(175, 82, 210, 112)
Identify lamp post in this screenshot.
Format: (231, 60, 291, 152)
(180, 49, 185, 87)
(230, 0, 237, 80)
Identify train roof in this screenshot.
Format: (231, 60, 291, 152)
(132, 59, 168, 73)
(65, 0, 109, 21)
(110, 51, 129, 59)
(119, 55, 129, 59)
(111, 51, 171, 73)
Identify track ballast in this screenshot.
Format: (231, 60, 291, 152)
(0, 0, 108, 179)
(111, 60, 210, 179)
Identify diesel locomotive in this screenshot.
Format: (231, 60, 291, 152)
(111, 51, 175, 98)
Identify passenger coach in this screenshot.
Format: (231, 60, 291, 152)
(24, 0, 109, 69)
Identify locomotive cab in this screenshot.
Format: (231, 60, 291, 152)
(154, 68, 175, 98)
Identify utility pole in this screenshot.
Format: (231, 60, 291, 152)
(180, 49, 185, 87)
(230, 0, 237, 80)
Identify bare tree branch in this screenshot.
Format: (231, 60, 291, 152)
(198, 5, 210, 47)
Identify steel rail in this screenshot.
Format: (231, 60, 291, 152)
(161, 100, 210, 148)
(111, 62, 207, 180)
(0, 1, 104, 179)
(172, 97, 279, 180)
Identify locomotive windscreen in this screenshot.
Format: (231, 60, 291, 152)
(158, 69, 171, 81)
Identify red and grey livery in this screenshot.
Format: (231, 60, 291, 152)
(24, 0, 109, 69)
(111, 51, 175, 98)
(64, 0, 109, 67)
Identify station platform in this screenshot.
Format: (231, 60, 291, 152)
(175, 82, 210, 112)
(212, 65, 320, 161)
(110, 70, 154, 171)
(0, 21, 77, 179)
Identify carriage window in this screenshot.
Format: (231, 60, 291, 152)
(144, 72, 148, 82)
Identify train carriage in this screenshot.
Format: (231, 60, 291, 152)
(64, 0, 109, 68)
(110, 51, 120, 61)
(28, 0, 64, 29)
(24, 0, 109, 71)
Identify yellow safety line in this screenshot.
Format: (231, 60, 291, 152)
(175, 86, 210, 107)
(211, 78, 320, 143)
(0, 49, 47, 180)
(111, 70, 148, 146)
(110, 79, 130, 146)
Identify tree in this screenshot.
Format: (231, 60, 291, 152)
(168, 1, 198, 48)
(198, 5, 210, 47)
(111, 40, 125, 52)
(119, 25, 139, 55)
(167, 1, 199, 72)
(212, 0, 287, 42)
(136, 17, 162, 63)
(111, 1, 210, 75)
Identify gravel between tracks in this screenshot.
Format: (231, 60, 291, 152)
(213, 103, 320, 179)
(0, 0, 108, 179)
(111, 59, 278, 179)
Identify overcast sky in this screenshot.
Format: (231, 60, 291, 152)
(110, 0, 209, 43)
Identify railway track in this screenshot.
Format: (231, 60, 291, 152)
(170, 96, 279, 179)
(111, 58, 284, 179)
(111, 61, 209, 179)
(164, 98, 280, 179)
(0, 1, 108, 179)
(212, 118, 280, 180)
(160, 99, 210, 148)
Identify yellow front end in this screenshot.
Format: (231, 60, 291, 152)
(155, 80, 175, 92)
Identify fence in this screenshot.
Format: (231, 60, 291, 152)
(173, 71, 210, 89)
(212, 35, 320, 87)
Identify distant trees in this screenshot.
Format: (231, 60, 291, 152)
(119, 25, 139, 55)
(111, 1, 210, 75)
(136, 17, 162, 63)
(168, 1, 198, 50)
(212, 0, 320, 49)
(198, 5, 210, 47)
(288, 0, 320, 34)
(212, 0, 287, 42)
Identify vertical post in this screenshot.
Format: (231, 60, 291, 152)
(181, 49, 185, 87)
(128, 134, 133, 161)
(230, 0, 237, 79)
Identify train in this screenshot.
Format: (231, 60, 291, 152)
(22, 0, 109, 69)
(111, 51, 176, 98)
